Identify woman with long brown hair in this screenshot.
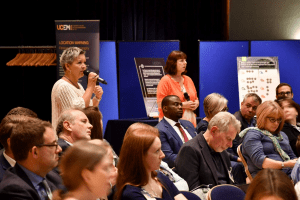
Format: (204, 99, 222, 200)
(115, 123, 187, 200)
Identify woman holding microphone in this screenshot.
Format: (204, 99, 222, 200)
(51, 47, 103, 129)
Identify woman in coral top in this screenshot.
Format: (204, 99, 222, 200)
(157, 50, 199, 127)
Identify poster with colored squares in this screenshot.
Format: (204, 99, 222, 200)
(237, 57, 280, 107)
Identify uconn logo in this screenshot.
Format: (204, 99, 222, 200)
(57, 25, 73, 30)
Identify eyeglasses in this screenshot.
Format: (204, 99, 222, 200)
(278, 91, 292, 96)
(221, 107, 229, 112)
(267, 117, 282, 124)
(36, 143, 59, 150)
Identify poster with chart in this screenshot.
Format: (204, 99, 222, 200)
(134, 58, 165, 118)
(237, 57, 280, 107)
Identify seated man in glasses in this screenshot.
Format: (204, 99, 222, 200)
(276, 83, 294, 100)
(0, 117, 64, 199)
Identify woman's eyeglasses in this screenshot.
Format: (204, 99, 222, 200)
(267, 117, 282, 124)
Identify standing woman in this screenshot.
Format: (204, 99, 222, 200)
(115, 123, 187, 200)
(157, 51, 199, 127)
(51, 47, 103, 129)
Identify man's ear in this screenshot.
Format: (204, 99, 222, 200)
(63, 121, 72, 132)
(162, 105, 168, 113)
(210, 126, 219, 137)
(31, 146, 39, 158)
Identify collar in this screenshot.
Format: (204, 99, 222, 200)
(3, 150, 16, 167)
(18, 164, 44, 189)
(163, 116, 178, 127)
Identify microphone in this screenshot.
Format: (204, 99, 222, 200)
(184, 92, 190, 101)
(83, 70, 107, 85)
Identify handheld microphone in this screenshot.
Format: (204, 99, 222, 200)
(184, 92, 190, 101)
(83, 70, 107, 85)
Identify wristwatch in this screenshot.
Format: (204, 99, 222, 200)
(282, 162, 285, 169)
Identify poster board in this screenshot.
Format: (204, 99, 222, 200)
(134, 58, 165, 117)
(55, 20, 100, 88)
(237, 57, 280, 106)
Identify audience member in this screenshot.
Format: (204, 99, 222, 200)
(240, 100, 297, 178)
(228, 93, 261, 184)
(291, 135, 300, 184)
(83, 106, 103, 139)
(276, 83, 294, 100)
(56, 108, 93, 155)
(196, 93, 228, 133)
(52, 140, 114, 200)
(175, 112, 241, 191)
(116, 122, 188, 200)
(51, 46, 103, 129)
(156, 95, 196, 168)
(157, 50, 199, 127)
(126, 122, 189, 191)
(0, 115, 31, 182)
(0, 117, 63, 199)
(277, 98, 300, 156)
(245, 169, 297, 200)
(0, 107, 38, 182)
(83, 106, 119, 166)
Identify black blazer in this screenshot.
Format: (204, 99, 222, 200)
(0, 152, 11, 182)
(0, 163, 61, 200)
(281, 123, 300, 157)
(175, 133, 233, 191)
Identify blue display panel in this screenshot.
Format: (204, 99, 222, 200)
(251, 40, 300, 103)
(199, 41, 249, 117)
(99, 41, 118, 133)
(118, 41, 180, 119)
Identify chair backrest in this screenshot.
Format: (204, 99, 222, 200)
(237, 143, 253, 182)
(181, 191, 202, 200)
(206, 184, 245, 200)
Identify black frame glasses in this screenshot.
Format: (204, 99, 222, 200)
(36, 143, 59, 150)
(278, 91, 292, 96)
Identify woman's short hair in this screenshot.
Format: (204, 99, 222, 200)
(115, 122, 159, 200)
(164, 50, 187, 75)
(256, 101, 284, 134)
(60, 47, 85, 71)
(203, 93, 228, 119)
(244, 169, 297, 200)
(83, 106, 103, 140)
(59, 140, 109, 191)
(276, 98, 300, 123)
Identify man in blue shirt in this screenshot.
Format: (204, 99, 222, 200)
(0, 117, 63, 200)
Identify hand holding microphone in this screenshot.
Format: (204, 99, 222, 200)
(83, 70, 107, 85)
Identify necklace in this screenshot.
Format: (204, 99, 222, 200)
(142, 178, 160, 198)
(63, 76, 79, 89)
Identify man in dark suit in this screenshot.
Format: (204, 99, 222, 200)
(175, 112, 241, 191)
(0, 117, 63, 199)
(0, 107, 38, 182)
(157, 95, 197, 168)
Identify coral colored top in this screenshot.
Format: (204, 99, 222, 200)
(157, 75, 198, 126)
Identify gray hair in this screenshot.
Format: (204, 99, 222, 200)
(208, 112, 241, 133)
(60, 47, 85, 70)
(243, 93, 262, 104)
(56, 108, 83, 135)
(203, 93, 228, 119)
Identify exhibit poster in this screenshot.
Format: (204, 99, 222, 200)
(134, 58, 165, 117)
(55, 20, 100, 88)
(237, 57, 280, 106)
